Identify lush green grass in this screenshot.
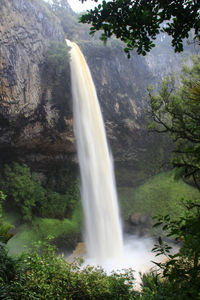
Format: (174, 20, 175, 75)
(7, 224, 40, 255)
(33, 213, 81, 239)
(7, 204, 82, 255)
(7, 171, 199, 254)
(3, 211, 20, 227)
(118, 171, 200, 221)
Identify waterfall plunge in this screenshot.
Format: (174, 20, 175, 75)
(67, 40, 123, 264)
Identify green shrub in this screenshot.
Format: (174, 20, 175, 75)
(0, 191, 13, 243)
(118, 171, 199, 221)
(7, 203, 82, 255)
(1, 163, 46, 222)
(0, 193, 19, 299)
(152, 202, 200, 300)
(38, 190, 68, 219)
(39, 181, 80, 219)
(139, 272, 173, 300)
(46, 41, 71, 81)
(1, 163, 80, 221)
(6, 240, 136, 300)
(0, 244, 18, 284)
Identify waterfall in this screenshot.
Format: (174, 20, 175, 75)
(66, 40, 123, 264)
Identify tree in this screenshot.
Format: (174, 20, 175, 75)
(80, 0, 200, 56)
(1, 163, 46, 222)
(152, 206, 200, 299)
(0, 191, 13, 244)
(148, 55, 200, 189)
(4, 240, 136, 299)
(146, 55, 200, 299)
(46, 41, 71, 80)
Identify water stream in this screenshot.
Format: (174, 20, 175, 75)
(66, 40, 123, 265)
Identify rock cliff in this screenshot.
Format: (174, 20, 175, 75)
(0, 0, 193, 179)
(80, 38, 188, 172)
(0, 0, 74, 171)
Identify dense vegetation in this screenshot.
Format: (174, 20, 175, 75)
(46, 41, 71, 80)
(0, 1, 200, 298)
(148, 55, 200, 189)
(119, 171, 199, 221)
(1, 56, 200, 297)
(1, 163, 79, 222)
(144, 55, 200, 299)
(0, 163, 81, 253)
(80, 0, 200, 56)
(43, 41, 73, 114)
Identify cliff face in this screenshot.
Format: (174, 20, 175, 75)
(0, 0, 191, 175)
(81, 39, 186, 166)
(0, 0, 74, 170)
(84, 43, 148, 163)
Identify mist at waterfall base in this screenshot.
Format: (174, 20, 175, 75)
(67, 39, 159, 281)
(85, 234, 159, 283)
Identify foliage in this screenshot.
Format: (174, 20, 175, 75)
(80, 0, 200, 56)
(0, 191, 13, 244)
(46, 41, 71, 81)
(0, 192, 19, 299)
(46, 165, 78, 194)
(139, 272, 174, 299)
(33, 214, 81, 241)
(6, 203, 82, 256)
(0, 244, 18, 283)
(147, 55, 200, 299)
(1, 162, 81, 254)
(38, 173, 80, 219)
(44, 41, 72, 114)
(148, 55, 200, 190)
(118, 171, 199, 221)
(189, 80, 200, 103)
(1, 163, 80, 222)
(1, 163, 46, 222)
(3, 240, 136, 300)
(40, 165, 80, 219)
(38, 183, 79, 219)
(152, 201, 200, 299)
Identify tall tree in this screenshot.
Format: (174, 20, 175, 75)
(80, 0, 200, 56)
(146, 55, 200, 300)
(148, 55, 200, 189)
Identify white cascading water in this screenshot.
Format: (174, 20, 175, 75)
(66, 39, 123, 264)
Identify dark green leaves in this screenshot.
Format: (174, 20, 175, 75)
(1, 240, 136, 299)
(148, 56, 200, 190)
(80, 0, 200, 56)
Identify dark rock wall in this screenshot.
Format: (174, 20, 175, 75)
(0, 0, 75, 171)
(0, 0, 193, 177)
(80, 39, 187, 165)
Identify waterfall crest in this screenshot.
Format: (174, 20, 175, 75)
(66, 40, 123, 264)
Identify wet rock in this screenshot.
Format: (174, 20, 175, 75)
(129, 213, 149, 226)
(0, 0, 192, 174)
(0, 0, 74, 170)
